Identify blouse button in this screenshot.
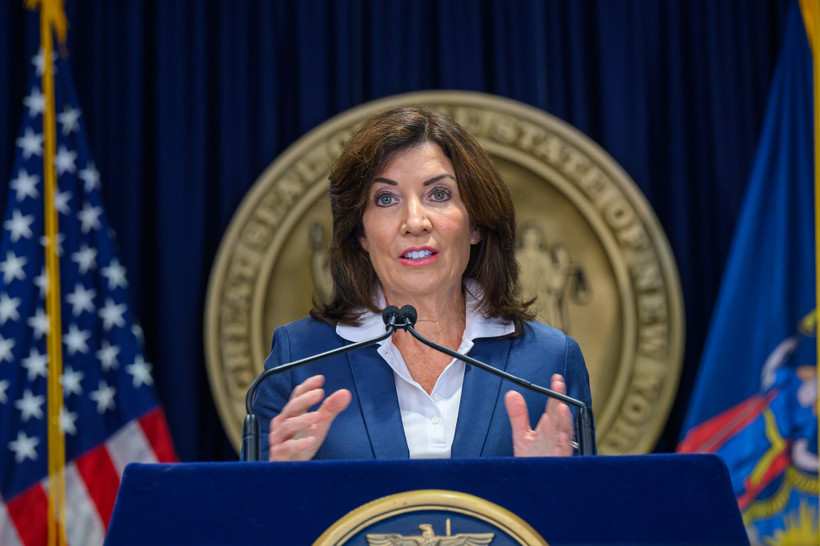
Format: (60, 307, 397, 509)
(431, 416, 441, 425)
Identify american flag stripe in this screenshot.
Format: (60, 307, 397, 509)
(74, 444, 118, 528)
(138, 407, 176, 463)
(64, 466, 104, 546)
(0, 494, 24, 546)
(1, 20, 178, 544)
(6, 410, 173, 545)
(9, 473, 100, 546)
(7, 483, 48, 545)
(107, 413, 158, 475)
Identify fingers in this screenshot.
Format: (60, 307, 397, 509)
(268, 375, 350, 461)
(535, 374, 574, 456)
(543, 375, 568, 426)
(541, 406, 574, 457)
(542, 374, 574, 439)
(271, 406, 322, 440)
(279, 375, 326, 417)
(504, 390, 532, 435)
(277, 382, 325, 419)
(505, 390, 536, 458)
(551, 373, 566, 395)
(506, 374, 576, 458)
(269, 433, 318, 462)
(318, 388, 352, 419)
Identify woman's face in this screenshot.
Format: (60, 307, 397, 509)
(359, 142, 480, 305)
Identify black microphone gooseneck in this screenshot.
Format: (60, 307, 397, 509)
(241, 306, 403, 461)
(395, 305, 597, 455)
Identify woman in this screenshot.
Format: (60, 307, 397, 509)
(254, 106, 592, 461)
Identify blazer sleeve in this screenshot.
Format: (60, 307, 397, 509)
(249, 318, 381, 461)
(563, 334, 593, 411)
(252, 326, 295, 461)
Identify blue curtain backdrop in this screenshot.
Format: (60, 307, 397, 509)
(0, 0, 791, 461)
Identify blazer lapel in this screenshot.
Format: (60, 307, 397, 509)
(451, 337, 512, 457)
(347, 347, 410, 459)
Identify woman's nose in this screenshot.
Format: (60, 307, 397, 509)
(403, 198, 431, 234)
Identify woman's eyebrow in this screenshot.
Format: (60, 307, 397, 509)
(371, 173, 455, 187)
(423, 174, 456, 186)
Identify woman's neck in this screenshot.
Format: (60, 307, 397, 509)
(387, 289, 467, 394)
(384, 286, 467, 349)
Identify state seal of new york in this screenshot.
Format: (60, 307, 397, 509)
(313, 490, 546, 545)
(204, 91, 685, 455)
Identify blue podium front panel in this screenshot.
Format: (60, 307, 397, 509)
(105, 454, 747, 545)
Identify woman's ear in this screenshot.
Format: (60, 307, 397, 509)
(359, 231, 369, 252)
(470, 224, 482, 245)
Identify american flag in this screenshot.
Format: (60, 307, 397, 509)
(0, 45, 176, 545)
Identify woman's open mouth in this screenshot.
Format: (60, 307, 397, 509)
(398, 248, 438, 265)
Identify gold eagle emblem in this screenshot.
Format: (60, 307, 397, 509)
(366, 522, 494, 545)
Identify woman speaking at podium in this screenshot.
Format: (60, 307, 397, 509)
(253, 107, 592, 461)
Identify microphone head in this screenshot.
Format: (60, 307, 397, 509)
(399, 305, 417, 326)
(382, 305, 401, 325)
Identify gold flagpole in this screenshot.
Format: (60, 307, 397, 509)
(796, 0, 820, 533)
(24, 1, 69, 545)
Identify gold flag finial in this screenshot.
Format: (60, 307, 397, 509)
(24, 0, 68, 46)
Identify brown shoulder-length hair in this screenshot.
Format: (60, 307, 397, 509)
(310, 106, 534, 334)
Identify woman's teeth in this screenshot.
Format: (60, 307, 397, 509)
(403, 250, 433, 260)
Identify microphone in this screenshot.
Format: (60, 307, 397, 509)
(395, 305, 597, 455)
(399, 304, 417, 327)
(241, 306, 403, 461)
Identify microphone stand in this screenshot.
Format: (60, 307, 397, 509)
(396, 306, 597, 455)
(241, 308, 403, 461)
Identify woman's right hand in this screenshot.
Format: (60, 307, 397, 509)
(268, 374, 351, 461)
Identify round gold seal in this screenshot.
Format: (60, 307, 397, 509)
(313, 489, 547, 545)
(204, 91, 685, 455)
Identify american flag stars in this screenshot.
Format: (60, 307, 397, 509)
(1, 46, 159, 492)
(22, 88, 45, 118)
(1, 44, 176, 546)
(9, 169, 40, 200)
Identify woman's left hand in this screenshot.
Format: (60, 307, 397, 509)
(504, 374, 575, 457)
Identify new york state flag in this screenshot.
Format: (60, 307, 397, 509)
(0, 22, 176, 546)
(678, 2, 818, 543)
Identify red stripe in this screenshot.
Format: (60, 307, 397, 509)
(75, 444, 120, 529)
(7, 482, 48, 545)
(677, 392, 776, 453)
(138, 408, 178, 462)
(737, 448, 791, 510)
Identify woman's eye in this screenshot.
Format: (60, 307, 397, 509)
(375, 193, 394, 206)
(430, 188, 450, 201)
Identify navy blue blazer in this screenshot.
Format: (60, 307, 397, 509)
(253, 317, 592, 459)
